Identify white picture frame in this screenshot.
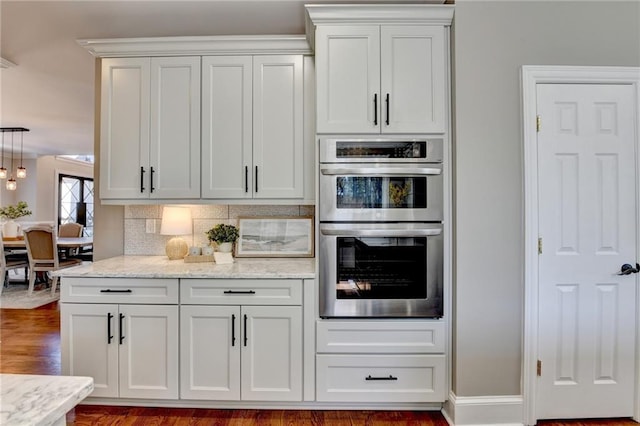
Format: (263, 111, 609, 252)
(236, 216, 314, 258)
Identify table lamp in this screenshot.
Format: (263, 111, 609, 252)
(160, 206, 192, 260)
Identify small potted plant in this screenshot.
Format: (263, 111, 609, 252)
(0, 201, 32, 238)
(206, 223, 239, 253)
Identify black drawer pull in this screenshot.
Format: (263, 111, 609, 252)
(231, 314, 236, 347)
(119, 313, 125, 344)
(365, 375, 398, 381)
(100, 289, 133, 293)
(140, 167, 145, 193)
(223, 290, 256, 294)
(244, 314, 248, 347)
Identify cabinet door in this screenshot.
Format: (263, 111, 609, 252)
(100, 57, 150, 199)
(241, 305, 302, 401)
(180, 305, 241, 400)
(201, 56, 253, 199)
(380, 26, 446, 134)
(60, 303, 119, 398)
(149, 57, 201, 198)
(315, 26, 380, 134)
(118, 304, 179, 399)
(252, 55, 304, 198)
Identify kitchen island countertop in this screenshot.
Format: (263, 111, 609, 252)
(54, 255, 316, 279)
(0, 374, 93, 426)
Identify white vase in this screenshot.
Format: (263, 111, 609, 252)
(217, 242, 233, 253)
(2, 220, 19, 239)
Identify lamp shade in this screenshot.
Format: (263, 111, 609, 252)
(160, 206, 192, 236)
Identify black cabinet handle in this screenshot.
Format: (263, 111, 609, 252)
(255, 166, 258, 193)
(373, 94, 378, 126)
(245, 166, 248, 193)
(150, 167, 155, 193)
(119, 313, 125, 344)
(223, 290, 256, 295)
(243, 314, 248, 347)
(365, 375, 398, 381)
(385, 93, 390, 126)
(107, 313, 114, 344)
(231, 314, 236, 347)
(140, 167, 145, 193)
(100, 289, 133, 293)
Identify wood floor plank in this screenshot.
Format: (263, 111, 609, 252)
(1, 303, 637, 425)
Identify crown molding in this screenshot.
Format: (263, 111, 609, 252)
(305, 4, 454, 26)
(77, 35, 312, 58)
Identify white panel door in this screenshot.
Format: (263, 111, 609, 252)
(180, 305, 240, 400)
(241, 305, 303, 401)
(380, 26, 446, 134)
(201, 56, 253, 199)
(315, 25, 380, 134)
(149, 57, 201, 199)
(537, 84, 637, 419)
(118, 304, 179, 399)
(252, 55, 304, 199)
(100, 57, 150, 199)
(60, 303, 119, 398)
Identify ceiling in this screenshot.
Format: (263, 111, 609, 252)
(0, 0, 450, 158)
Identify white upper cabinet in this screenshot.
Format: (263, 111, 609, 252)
(202, 55, 304, 199)
(100, 56, 201, 200)
(310, 5, 451, 134)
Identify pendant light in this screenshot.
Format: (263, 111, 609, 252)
(0, 127, 29, 189)
(6, 132, 16, 191)
(0, 133, 6, 179)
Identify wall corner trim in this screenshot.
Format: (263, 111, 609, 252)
(443, 391, 524, 426)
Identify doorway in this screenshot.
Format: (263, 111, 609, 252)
(522, 66, 640, 424)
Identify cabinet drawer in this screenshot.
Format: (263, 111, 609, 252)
(317, 320, 445, 354)
(316, 354, 445, 403)
(60, 277, 179, 304)
(180, 279, 302, 305)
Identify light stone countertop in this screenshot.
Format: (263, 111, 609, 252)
(54, 255, 316, 279)
(0, 374, 93, 426)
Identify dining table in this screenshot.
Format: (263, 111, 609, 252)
(2, 236, 93, 250)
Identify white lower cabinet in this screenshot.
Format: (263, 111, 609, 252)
(60, 303, 179, 399)
(316, 320, 446, 403)
(180, 279, 303, 402)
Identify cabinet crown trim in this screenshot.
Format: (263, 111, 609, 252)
(305, 4, 454, 26)
(78, 35, 312, 57)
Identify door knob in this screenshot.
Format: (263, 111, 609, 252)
(618, 263, 640, 275)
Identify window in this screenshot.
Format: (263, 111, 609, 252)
(58, 174, 94, 236)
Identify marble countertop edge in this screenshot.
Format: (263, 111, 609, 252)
(53, 255, 316, 279)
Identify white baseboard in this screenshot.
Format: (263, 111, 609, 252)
(442, 391, 524, 425)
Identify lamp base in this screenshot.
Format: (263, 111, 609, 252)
(165, 237, 188, 260)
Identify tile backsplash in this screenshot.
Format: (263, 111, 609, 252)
(124, 204, 315, 255)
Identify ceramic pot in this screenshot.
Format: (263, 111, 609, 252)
(2, 220, 19, 238)
(217, 242, 233, 253)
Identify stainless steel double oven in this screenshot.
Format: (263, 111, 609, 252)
(319, 137, 444, 318)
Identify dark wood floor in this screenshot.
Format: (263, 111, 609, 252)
(0, 302, 637, 425)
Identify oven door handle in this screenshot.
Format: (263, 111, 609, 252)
(320, 227, 442, 237)
(320, 167, 441, 176)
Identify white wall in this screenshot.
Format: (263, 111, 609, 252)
(0, 156, 38, 223)
(452, 0, 640, 396)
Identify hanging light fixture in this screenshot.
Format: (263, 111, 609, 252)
(6, 132, 16, 191)
(0, 132, 6, 179)
(16, 130, 26, 178)
(0, 127, 29, 189)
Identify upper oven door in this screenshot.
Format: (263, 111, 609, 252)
(320, 163, 443, 222)
(320, 138, 443, 164)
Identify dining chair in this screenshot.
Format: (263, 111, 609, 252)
(58, 222, 84, 258)
(23, 225, 82, 296)
(0, 235, 29, 296)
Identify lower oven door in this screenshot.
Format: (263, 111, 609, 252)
(319, 222, 443, 318)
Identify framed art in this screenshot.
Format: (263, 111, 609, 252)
(236, 216, 314, 258)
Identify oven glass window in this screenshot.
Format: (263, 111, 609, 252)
(336, 141, 426, 159)
(336, 237, 427, 299)
(336, 177, 427, 209)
